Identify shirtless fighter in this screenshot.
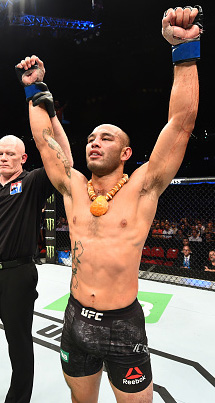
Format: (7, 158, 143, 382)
(16, 5, 202, 403)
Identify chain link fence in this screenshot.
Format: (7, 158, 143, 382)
(55, 191, 72, 266)
(54, 178, 215, 290)
(140, 178, 215, 291)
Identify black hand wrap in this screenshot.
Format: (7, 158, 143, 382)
(15, 62, 39, 86)
(193, 5, 203, 30)
(32, 89, 56, 118)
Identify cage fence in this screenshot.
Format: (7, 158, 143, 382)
(53, 178, 215, 291)
(55, 190, 72, 266)
(140, 178, 215, 291)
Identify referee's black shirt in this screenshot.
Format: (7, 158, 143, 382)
(0, 168, 53, 261)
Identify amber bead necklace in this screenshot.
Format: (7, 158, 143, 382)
(87, 173, 129, 216)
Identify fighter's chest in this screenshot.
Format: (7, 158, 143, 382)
(73, 206, 129, 236)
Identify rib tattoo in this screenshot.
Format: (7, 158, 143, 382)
(71, 241, 84, 290)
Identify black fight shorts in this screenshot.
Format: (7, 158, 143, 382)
(60, 294, 152, 393)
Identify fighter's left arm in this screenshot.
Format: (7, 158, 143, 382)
(144, 6, 202, 196)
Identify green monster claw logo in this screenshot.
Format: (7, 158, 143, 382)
(46, 245, 55, 258)
(47, 194, 55, 204)
(46, 218, 55, 231)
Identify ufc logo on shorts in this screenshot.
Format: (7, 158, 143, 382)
(81, 308, 103, 321)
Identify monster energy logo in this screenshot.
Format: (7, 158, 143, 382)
(46, 218, 55, 231)
(47, 194, 55, 204)
(46, 246, 55, 259)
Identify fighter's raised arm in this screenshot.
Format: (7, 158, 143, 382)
(15, 55, 73, 169)
(138, 6, 202, 196)
(28, 101, 73, 194)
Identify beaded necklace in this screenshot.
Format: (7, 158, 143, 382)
(87, 173, 129, 216)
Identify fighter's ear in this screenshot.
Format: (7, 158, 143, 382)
(121, 146, 132, 162)
(21, 153, 28, 165)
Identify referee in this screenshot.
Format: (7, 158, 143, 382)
(0, 56, 72, 403)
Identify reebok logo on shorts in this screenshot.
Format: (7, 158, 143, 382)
(123, 367, 146, 385)
(60, 349, 69, 363)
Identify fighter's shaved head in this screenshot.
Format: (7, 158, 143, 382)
(120, 129, 130, 148)
(91, 124, 130, 148)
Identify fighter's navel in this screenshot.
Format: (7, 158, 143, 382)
(73, 216, 76, 224)
(120, 219, 127, 228)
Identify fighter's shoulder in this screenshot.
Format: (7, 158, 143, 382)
(70, 168, 88, 188)
(128, 162, 161, 195)
(128, 162, 149, 188)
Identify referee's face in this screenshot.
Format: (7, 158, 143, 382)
(0, 141, 26, 178)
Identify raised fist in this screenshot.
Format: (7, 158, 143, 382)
(15, 55, 45, 86)
(162, 6, 202, 46)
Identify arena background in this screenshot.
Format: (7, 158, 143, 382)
(0, 0, 215, 291)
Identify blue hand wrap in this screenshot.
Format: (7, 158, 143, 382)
(172, 40, 200, 65)
(24, 84, 45, 101)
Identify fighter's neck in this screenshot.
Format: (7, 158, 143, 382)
(91, 172, 124, 194)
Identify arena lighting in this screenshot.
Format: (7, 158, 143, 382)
(10, 14, 98, 31)
(0, 0, 14, 7)
(0, 0, 20, 11)
(9, 15, 102, 42)
(0, 0, 103, 37)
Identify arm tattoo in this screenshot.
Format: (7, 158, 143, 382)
(71, 241, 84, 291)
(42, 127, 71, 178)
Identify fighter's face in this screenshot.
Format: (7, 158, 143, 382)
(86, 125, 125, 176)
(0, 142, 26, 178)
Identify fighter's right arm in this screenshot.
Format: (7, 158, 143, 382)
(29, 101, 72, 195)
(15, 55, 73, 169)
(50, 114, 74, 168)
